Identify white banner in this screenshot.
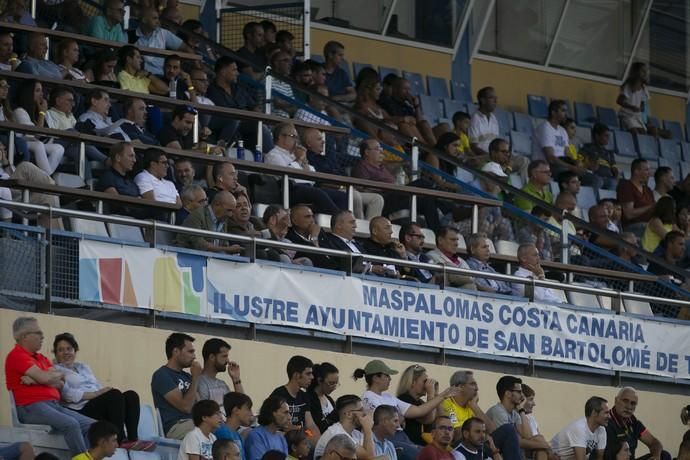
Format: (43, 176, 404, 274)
(79, 240, 690, 379)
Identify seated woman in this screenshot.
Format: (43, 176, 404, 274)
(55, 39, 87, 81)
(84, 48, 120, 88)
(52, 333, 154, 451)
(641, 196, 679, 253)
(12, 79, 65, 175)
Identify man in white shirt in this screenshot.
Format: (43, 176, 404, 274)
(265, 122, 346, 214)
(469, 87, 528, 178)
(134, 148, 181, 205)
(314, 394, 375, 460)
(511, 244, 563, 304)
(550, 397, 610, 460)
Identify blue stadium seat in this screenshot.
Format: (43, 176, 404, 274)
(527, 95, 548, 119)
(605, 129, 616, 151)
(443, 98, 467, 120)
(465, 102, 477, 115)
(681, 161, 690, 179)
(418, 94, 443, 124)
(635, 133, 658, 160)
(427, 76, 449, 99)
(403, 71, 425, 96)
(310, 54, 324, 63)
(513, 112, 534, 134)
(578, 186, 598, 210)
(658, 138, 681, 163)
(510, 130, 532, 156)
(648, 117, 660, 128)
(574, 102, 596, 127)
(451, 80, 472, 102)
(614, 130, 637, 157)
(596, 106, 619, 130)
(353, 62, 374, 79)
(681, 142, 690, 162)
(378, 66, 400, 79)
(494, 108, 513, 138)
(663, 120, 684, 141)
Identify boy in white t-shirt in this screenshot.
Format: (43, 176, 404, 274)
(550, 397, 609, 460)
(179, 400, 224, 460)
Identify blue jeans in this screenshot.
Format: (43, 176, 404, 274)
(0, 442, 25, 460)
(16, 400, 95, 455)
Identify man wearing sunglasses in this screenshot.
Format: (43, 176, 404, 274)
(418, 416, 455, 460)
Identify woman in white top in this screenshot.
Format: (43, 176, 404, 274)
(12, 79, 64, 174)
(55, 39, 88, 81)
(353, 359, 457, 458)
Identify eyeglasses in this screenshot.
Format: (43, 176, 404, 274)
(25, 330, 43, 338)
(197, 198, 209, 204)
(330, 451, 356, 460)
(435, 426, 454, 432)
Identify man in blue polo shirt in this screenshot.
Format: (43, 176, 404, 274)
(135, 8, 193, 76)
(323, 41, 355, 103)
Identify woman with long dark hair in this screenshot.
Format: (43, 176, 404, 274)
(307, 362, 339, 433)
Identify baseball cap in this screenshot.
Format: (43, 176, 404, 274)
(363, 359, 398, 376)
(481, 161, 508, 177)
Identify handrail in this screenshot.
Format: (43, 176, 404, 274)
(0, 179, 179, 211)
(0, 121, 503, 207)
(0, 21, 201, 62)
(0, 70, 348, 134)
(2, 198, 686, 310)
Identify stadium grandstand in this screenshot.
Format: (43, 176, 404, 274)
(2, 1, 690, 460)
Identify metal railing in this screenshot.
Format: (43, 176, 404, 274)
(1, 199, 687, 315)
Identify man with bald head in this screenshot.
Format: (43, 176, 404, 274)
(511, 244, 563, 304)
(361, 216, 406, 277)
(177, 191, 242, 254)
(208, 162, 246, 202)
(321, 210, 369, 273)
(605, 387, 668, 460)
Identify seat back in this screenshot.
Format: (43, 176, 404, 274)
(574, 102, 596, 126)
(9, 392, 53, 432)
(577, 186, 598, 210)
(567, 283, 602, 309)
(648, 116, 660, 128)
(138, 404, 160, 440)
(451, 80, 471, 102)
(510, 130, 532, 156)
(52, 172, 86, 188)
(418, 94, 442, 125)
(527, 94, 548, 119)
(378, 66, 400, 79)
(494, 108, 513, 138)
(598, 189, 617, 200)
(664, 120, 684, 141)
(623, 298, 654, 316)
(443, 98, 467, 120)
(421, 227, 436, 246)
(614, 130, 637, 157)
(427, 76, 449, 99)
(635, 133, 658, 160)
(70, 217, 109, 237)
(596, 106, 619, 130)
(496, 240, 519, 257)
(659, 138, 681, 163)
(513, 112, 534, 134)
(402, 71, 425, 96)
(107, 221, 145, 243)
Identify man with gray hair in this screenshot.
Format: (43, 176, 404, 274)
(441, 370, 495, 445)
(4, 317, 95, 456)
(511, 243, 563, 304)
(177, 184, 208, 224)
(605, 387, 669, 460)
(466, 233, 512, 295)
(321, 433, 359, 460)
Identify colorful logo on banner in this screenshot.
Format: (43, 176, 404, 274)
(79, 241, 206, 314)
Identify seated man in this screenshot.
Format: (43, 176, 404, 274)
(587, 205, 618, 251)
(360, 216, 406, 278)
(198, 338, 244, 407)
(178, 185, 207, 224)
(441, 370, 496, 445)
(244, 396, 291, 460)
(161, 54, 195, 101)
(16, 33, 62, 79)
(235, 22, 267, 81)
(177, 191, 242, 255)
(379, 77, 436, 145)
(135, 8, 193, 76)
(5, 317, 95, 455)
(511, 244, 563, 304)
(322, 41, 356, 104)
(226, 192, 259, 238)
(454, 417, 501, 460)
(514, 160, 554, 212)
(260, 205, 313, 265)
(285, 204, 333, 269)
(158, 105, 197, 150)
(117, 45, 168, 95)
(134, 148, 181, 205)
(265, 122, 346, 214)
(417, 416, 455, 460)
(120, 97, 160, 145)
(398, 223, 434, 283)
(426, 227, 477, 290)
(579, 123, 618, 190)
(313, 395, 375, 459)
(466, 233, 512, 295)
(269, 356, 321, 435)
(319, 210, 368, 272)
(151, 333, 201, 440)
(77, 88, 128, 139)
(85, 0, 127, 42)
(96, 142, 140, 198)
(616, 159, 654, 235)
(550, 397, 609, 460)
(605, 387, 670, 460)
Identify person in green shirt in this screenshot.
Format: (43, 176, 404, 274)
(85, 0, 127, 43)
(72, 421, 119, 460)
(514, 160, 554, 212)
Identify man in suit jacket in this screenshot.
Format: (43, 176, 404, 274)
(426, 227, 477, 290)
(319, 210, 368, 273)
(398, 223, 434, 283)
(285, 204, 333, 269)
(177, 191, 242, 255)
(360, 216, 406, 278)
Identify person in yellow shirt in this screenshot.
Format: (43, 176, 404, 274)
(72, 421, 119, 460)
(562, 118, 584, 166)
(452, 111, 471, 158)
(440, 370, 496, 445)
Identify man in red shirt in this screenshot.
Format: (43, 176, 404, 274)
(616, 158, 655, 236)
(418, 416, 456, 460)
(4, 317, 95, 455)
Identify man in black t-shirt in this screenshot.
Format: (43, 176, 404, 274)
(269, 355, 321, 438)
(605, 387, 670, 460)
(158, 105, 196, 150)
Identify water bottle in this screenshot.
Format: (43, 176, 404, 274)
(254, 148, 263, 163)
(236, 140, 245, 160)
(169, 78, 177, 98)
